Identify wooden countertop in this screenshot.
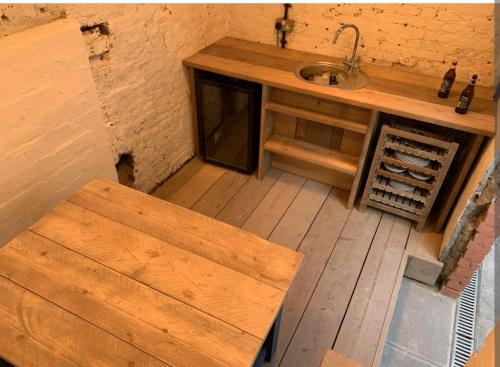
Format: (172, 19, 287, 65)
(0, 177, 301, 367)
(184, 37, 495, 137)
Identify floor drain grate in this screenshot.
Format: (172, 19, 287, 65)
(450, 269, 479, 367)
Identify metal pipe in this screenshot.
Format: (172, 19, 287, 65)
(332, 23, 360, 71)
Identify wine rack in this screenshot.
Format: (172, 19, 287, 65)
(360, 124, 458, 231)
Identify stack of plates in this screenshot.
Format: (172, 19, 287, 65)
(394, 151, 431, 167)
(408, 170, 432, 181)
(383, 162, 406, 174)
(389, 179, 415, 192)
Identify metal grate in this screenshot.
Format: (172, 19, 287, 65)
(450, 269, 479, 367)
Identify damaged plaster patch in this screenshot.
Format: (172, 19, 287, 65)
(115, 153, 135, 187)
(80, 22, 112, 60)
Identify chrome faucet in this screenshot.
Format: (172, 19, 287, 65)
(332, 24, 360, 72)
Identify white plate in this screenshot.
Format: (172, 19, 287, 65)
(408, 170, 432, 181)
(394, 151, 431, 167)
(383, 162, 406, 174)
(389, 179, 415, 192)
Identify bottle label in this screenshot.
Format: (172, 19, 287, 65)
(439, 80, 451, 93)
(457, 96, 470, 110)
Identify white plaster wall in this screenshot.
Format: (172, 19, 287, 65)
(227, 4, 494, 87)
(0, 19, 117, 246)
(1, 4, 230, 192)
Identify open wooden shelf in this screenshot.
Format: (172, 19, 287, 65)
(266, 102, 368, 134)
(264, 135, 358, 176)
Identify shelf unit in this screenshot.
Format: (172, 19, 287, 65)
(264, 135, 358, 176)
(257, 86, 378, 208)
(360, 125, 458, 231)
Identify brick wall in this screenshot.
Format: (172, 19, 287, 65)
(1, 4, 494, 192)
(227, 4, 494, 87)
(1, 4, 230, 192)
(441, 204, 497, 298)
(0, 19, 117, 246)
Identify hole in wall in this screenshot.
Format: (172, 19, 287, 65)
(115, 153, 135, 187)
(80, 22, 110, 35)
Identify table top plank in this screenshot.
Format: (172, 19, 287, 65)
(29, 200, 284, 339)
(0, 276, 169, 367)
(69, 177, 301, 292)
(0, 231, 261, 367)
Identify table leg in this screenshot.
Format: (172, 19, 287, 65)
(264, 307, 282, 363)
(253, 307, 283, 366)
(0, 358, 13, 367)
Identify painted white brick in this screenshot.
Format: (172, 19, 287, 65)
(0, 19, 117, 245)
(0, 4, 493, 195)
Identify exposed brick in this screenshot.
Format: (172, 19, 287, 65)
(445, 279, 467, 291)
(441, 286, 461, 298)
(0, 4, 230, 193)
(1, 4, 494, 192)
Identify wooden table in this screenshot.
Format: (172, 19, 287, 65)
(0, 177, 301, 367)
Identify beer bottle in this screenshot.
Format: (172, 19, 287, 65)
(455, 74, 478, 114)
(438, 61, 457, 98)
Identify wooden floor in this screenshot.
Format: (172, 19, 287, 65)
(153, 158, 414, 367)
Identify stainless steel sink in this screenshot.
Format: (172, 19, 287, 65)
(295, 61, 369, 90)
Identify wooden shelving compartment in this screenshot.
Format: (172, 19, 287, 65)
(361, 125, 458, 231)
(258, 87, 378, 208)
(265, 102, 368, 134)
(264, 135, 358, 176)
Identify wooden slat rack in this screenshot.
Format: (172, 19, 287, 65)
(361, 125, 458, 231)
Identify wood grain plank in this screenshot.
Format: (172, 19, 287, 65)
(272, 154, 354, 191)
(321, 349, 362, 367)
(216, 168, 282, 227)
(434, 134, 484, 232)
(0, 276, 168, 367)
(152, 157, 205, 200)
(29, 200, 284, 339)
(404, 227, 444, 286)
(334, 213, 411, 366)
(159, 162, 226, 208)
(68, 178, 301, 292)
(1, 231, 261, 367)
(347, 110, 378, 208)
(191, 170, 250, 217)
(242, 172, 306, 239)
(268, 179, 331, 250)
(183, 38, 494, 136)
(264, 135, 358, 176)
(371, 250, 409, 367)
(269, 189, 352, 366)
(266, 102, 368, 134)
(279, 207, 382, 367)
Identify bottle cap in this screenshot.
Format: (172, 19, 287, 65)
(472, 74, 478, 79)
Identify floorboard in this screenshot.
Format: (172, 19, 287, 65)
(279, 207, 382, 367)
(191, 170, 249, 217)
(155, 160, 410, 367)
(216, 168, 282, 227)
(242, 172, 306, 239)
(268, 179, 331, 251)
(156, 160, 225, 208)
(152, 158, 204, 199)
(333, 213, 411, 366)
(269, 189, 352, 367)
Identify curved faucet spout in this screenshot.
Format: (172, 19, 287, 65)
(332, 23, 360, 71)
